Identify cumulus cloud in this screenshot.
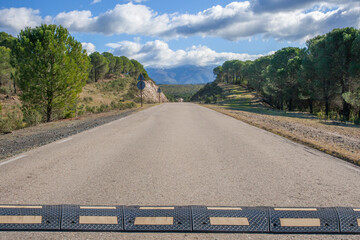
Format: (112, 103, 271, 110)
(106, 40, 263, 68)
(81, 42, 96, 54)
(0, 1, 359, 42)
(0, 8, 50, 35)
(53, 1, 360, 41)
(91, 0, 101, 4)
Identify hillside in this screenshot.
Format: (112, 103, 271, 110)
(147, 65, 215, 84)
(0, 75, 167, 133)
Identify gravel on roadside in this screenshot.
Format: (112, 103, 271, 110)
(0, 109, 137, 160)
(205, 105, 360, 165)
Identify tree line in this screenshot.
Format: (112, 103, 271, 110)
(213, 28, 360, 122)
(88, 52, 149, 83)
(0, 24, 149, 123)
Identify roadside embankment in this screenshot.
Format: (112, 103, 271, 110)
(202, 85, 360, 165)
(0, 105, 155, 160)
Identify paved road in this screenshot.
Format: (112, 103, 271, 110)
(1, 103, 360, 240)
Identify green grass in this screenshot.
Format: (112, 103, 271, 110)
(219, 84, 317, 119)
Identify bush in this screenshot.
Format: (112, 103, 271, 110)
(317, 111, 327, 120)
(125, 102, 136, 109)
(22, 108, 42, 126)
(85, 105, 96, 113)
(0, 86, 12, 95)
(0, 111, 23, 133)
(97, 104, 110, 113)
(83, 97, 93, 103)
(205, 97, 212, 104)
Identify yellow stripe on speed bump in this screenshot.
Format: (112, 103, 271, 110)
(139, 207, 174, 210)
(210, 217, 249, 226)
(280, 218, 321, 227)
(80, 206, 116, 210)
(354, 209, 360, 212)
(79, 216, 118, 225)
(0, 216, 42, 224)
(275, 208, 317, 211)
(207, 207, 243, 211)
(134, 217, 174, 225)
(358, 219, 360, 227)
(0, 205, 42, 209)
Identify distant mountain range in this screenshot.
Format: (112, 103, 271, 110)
(147, 65, 216, 85)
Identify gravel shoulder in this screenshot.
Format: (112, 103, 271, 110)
(0, 106, 155, 160)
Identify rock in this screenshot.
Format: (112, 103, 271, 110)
(140, 80, 168, 103)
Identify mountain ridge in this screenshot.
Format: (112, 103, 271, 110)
(147, 65, 215, 85)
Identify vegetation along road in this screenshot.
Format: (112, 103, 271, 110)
(1, 103, 360, 240)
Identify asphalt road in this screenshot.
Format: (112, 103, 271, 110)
(1, 103, 360, 240)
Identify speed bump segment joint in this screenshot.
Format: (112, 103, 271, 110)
(336, 207, 360, 233)
(0, 205, 61, 231)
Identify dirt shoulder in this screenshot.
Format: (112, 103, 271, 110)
(202, 84, 360, 165)
(0, 105, 156, 160)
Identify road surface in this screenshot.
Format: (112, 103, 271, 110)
(1, 103, 360, 239)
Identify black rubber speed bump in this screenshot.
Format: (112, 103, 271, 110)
(61, 205, 123, 231)
(192, 206, 269, 233)
(337, 207, 360, 233)
(269, 207, 339, 233)
(124, 206, 192, 232)
(0, 205, 61, 231)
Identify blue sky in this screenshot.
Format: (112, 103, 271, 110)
(0, 0, 359, 68)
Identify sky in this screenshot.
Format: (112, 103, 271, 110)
(0, 0, 359, 68)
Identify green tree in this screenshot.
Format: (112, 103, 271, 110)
(324, 28, 359, 120)
(263, 47, 301, 110)
(89, 52, 109, 82)
(213, 66, 223, 82)
(0, 46, 12, 88)
(114, 57, 123, 75)
(102, 52, 116, 74)
(0, 32, 16, 49)
(298, 48, 317, 113)
(12, 24, 90, 122)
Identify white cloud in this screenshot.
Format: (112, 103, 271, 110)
(0, 8, 49, 35)
(106, 40, 263, 68)
(53, 1, 360, 42)
(0, 1, 359, 42)
(81, 42, 96, 54)
(91, 0, 101, 4)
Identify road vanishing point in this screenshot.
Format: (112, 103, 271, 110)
(1, 103, 360, 240)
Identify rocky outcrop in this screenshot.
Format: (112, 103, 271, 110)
(140, 80, 168, 103)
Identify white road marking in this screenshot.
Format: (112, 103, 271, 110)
(0, 155, 27, 166)
(57, 138, 72, 144)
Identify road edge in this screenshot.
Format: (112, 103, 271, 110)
(199, 103, 360, 167)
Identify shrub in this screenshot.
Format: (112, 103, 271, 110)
(97, 104, 110, 113)
(83, 97, 93, 103)
(0, 111, 23, 133)
(317, 111, 327, 120)
(85, 105, 96, 113)
(125, 102, 136, 109)
(22, 108, 42, 126)
(0, 86, 12, 95)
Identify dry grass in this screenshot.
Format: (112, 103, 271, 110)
(202, 84, 360, 165)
